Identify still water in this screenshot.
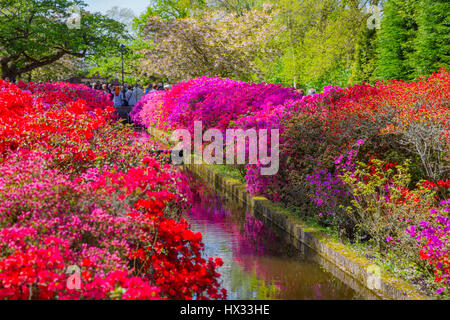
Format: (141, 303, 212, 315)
(184, 175, 362, 300)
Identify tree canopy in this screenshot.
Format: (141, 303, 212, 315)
(0, 0, 128, 79)
(375, 0, 417, 81)
(413, 0, 450, 77)
(138, 4, 281, 82)
(1, 0, 447, 87)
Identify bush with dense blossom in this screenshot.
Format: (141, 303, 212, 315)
(17, 81, 113, 111)
(132, 71, 448, 200)
(0, 79, 226, 300)
(408, 201, 450, 296)
(131, 70, 449, 296)
(132, 76, 301, 134)
(130, 90, 167, 129)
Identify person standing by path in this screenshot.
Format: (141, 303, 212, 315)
(134, 84, 144, 104)
(145, 83, 155, 94)
(106, 84, 114, 100)
(113, 86, 123, 107)
(307, 88, 316, 95)
(125, 85, 135, 106)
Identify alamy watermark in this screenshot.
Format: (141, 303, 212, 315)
(171, 121, 279, 176)
(367, 5, 381, 30)
(366, 264, 382, 291)
(66, 265, 82, 290)
(65, 5, 82, 29)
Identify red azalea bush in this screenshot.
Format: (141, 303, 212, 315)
(0, 79, 226, 300)
(17, 81, 113, 111)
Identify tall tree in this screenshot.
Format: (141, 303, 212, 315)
(106, 6, 136, 33)
(134, 0, 206, 29)
(375, 0, 417, 81)
(0, 0, 128, 79)
(207, 0, 262, 15)
(349, 25, 378, 84)
(139, 5, 281, 82)
(271, 0, 367, 88)
(413, 0, 450, 77)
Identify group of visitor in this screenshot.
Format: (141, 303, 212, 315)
(296, 88, 316, 96)
(2, 76, 16, 84)
(86, 81, 167, 107)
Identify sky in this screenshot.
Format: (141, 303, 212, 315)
(84, 0, 150, 15)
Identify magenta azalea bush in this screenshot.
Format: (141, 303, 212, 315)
(409, 201, 450, 295)
(132, 76, 301, 133)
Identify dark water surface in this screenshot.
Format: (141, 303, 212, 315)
(184, 174, 362, 300)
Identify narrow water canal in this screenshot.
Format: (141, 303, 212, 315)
(183, 173, 363, 300)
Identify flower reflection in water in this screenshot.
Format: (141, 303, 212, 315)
(183, 173, 361, 300)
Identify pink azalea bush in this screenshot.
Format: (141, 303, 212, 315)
(130, 90, 167, 128)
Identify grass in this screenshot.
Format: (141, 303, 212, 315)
(210, 164, 246, 183)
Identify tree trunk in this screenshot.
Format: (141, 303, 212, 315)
(1, 62, 12, 79)
(1, 61, 18, 79)
(1, 50, 85, 80)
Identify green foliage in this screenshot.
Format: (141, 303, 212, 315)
(263, 0, 365, 88)
(375, 0, 418, 81)
(339, 159, 434, 256)
(208, 0, 264, 15)
(0, 0, 128, 79)
(88, 37, 154, 85)
(134, 0, 206, 32)
(349, 25, 378, 85)
(413, 0, 450, 77)
(376, 0, 449, 80)
(306, 65, 352, 91)
(130, 0, 448, 87)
